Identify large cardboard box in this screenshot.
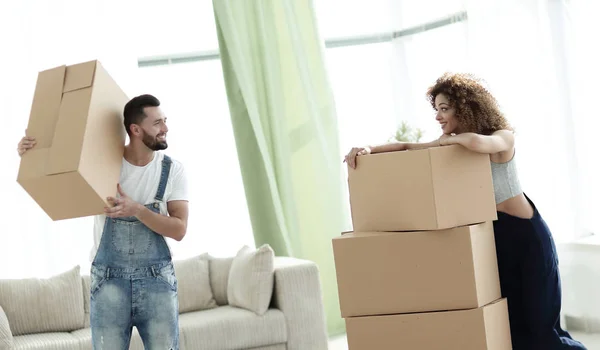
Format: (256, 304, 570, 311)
(348, 145, 497, 231)
(346, 298, 512, 350)
(17, 60, 128, 221)
(332, 222, 501, 317)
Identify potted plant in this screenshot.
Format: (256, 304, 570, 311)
(389, 121, 424, 143)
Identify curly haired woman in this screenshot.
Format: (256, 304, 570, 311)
(344, 72, 587, 349)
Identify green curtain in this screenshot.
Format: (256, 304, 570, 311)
(213, 0, 349, 336)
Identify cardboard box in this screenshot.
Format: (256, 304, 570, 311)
(17, 60, 128, 221)
(346, 298, 512, 350)
(347, 145, 497, 231)
(332, 222, 501, 317)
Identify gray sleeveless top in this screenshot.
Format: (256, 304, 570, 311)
(490, 150, 523, 204)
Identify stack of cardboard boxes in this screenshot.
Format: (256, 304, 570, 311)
(333, 145, 512, 349)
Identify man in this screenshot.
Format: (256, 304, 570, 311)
(17, 94, 189, 349)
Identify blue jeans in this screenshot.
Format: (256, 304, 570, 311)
(493, 194, 586, 349)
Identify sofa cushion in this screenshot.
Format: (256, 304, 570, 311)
(174, 256, 218, 313)
(0, 305, 13, 350)
(70, 328, 91, 350)
(0, 266, 84, 336)
(200, 253, 234, 306)
(12, 333, 80, 350)
(179, 306, 286, 350)
(227, 245, 275, 315)
(247, 345, 286, 350)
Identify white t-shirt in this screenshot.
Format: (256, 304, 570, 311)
(89, 152, 189, 261)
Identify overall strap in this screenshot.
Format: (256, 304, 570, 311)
(154, 155, 172, 202)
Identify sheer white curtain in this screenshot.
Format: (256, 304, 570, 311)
(131, 0, 256, 259)
(2, 0, 595, 280)
(134, 62, 255, 260)
(566, 0, 600, 238)
(133, 0, 219, 57)
(320, 0, 596, 241)
(0, 0, 139, 279)
(0, 0, 243, 279)
(316, 0, 468, 232)
(464, 0, 596, 242)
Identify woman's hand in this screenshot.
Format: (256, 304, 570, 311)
(344, 146, 371, 169)
(438, 134, 451, 146)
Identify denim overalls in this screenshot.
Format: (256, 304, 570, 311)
(90, 155, 179, 350)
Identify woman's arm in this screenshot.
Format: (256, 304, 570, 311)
(345, 138, 441, 169)
(369, 139, 441, 154)
(440, 130, 514, 154)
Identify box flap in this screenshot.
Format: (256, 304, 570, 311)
(63, 60, 96, 93)
(430, 145, 497, 228)
(45, 88, 93, 175)
(484, 298, 512, 349)
(426, 148, 439, 228)
(470, 222, 502, 305)
(347, 149, 436, 231)
(26, 66, 66, 149)
(17, 148, 50, 182)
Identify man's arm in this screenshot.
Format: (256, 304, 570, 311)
(105, 184, 189, 241)
(135, 200, 189, 241)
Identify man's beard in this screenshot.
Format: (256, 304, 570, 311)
(142, 130, 168, 151)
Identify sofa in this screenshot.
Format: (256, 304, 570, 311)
(0, 245, 329, 350)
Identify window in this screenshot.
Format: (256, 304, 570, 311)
(134, 61, 255, 258)
(567, 0, 600, 237)
(327, 21, 469, 231)
(133, 0, 219, 58)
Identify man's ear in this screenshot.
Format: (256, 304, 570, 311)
(130, 124, 141, 136)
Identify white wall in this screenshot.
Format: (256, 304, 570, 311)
(559, 238, 600, 332)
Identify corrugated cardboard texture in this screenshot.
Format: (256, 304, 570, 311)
(345, 298, 511, 350)
(347, 145, 497, 231)
(63, 60, 95, 93)
(79, 63, 129, 210)
(484, 299, 513, 350)
(47, 87, 92, 175)
(332, 222, 501, 317)
(25, 65, 65, 150)
(471, 221, 503, 311)
(17, 60, 128, 221)
(430, 145, 498, 229)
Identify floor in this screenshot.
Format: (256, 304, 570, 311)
(328, 331, 600, 349)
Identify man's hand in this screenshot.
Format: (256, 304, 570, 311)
(104, 184, 142, 218)
(17, 131, 36, 157)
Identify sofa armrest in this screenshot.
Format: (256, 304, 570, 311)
(0, 305, 13, 350)
(271, 257, 328, 350)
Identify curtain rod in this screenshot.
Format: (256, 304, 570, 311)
(137, 10, 467, 68)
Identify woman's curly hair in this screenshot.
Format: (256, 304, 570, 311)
(426, 73, 512, 135)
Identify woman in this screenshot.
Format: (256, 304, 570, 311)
(344, 73, 586, 350)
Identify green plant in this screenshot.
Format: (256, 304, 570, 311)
(389, 121, 424, 143)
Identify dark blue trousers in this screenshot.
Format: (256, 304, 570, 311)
(493, 194, 587, 349)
